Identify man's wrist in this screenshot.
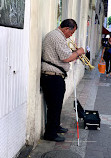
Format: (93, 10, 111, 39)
(75, 51, 79, 57)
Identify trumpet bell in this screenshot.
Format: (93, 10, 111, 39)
(86, 62, 95, 70)
(79, 55, 95, 70)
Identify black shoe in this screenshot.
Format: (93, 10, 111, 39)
(44, 134, 65, 142)
(57, 126, 68, 133)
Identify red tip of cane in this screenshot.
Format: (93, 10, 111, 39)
(77, 122, 79, 138)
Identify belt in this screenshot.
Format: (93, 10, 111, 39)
(42, 71, 65, 79)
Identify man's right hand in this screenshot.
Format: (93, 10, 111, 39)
(63, 47, 85, 62)
(76, 47, 85, 56)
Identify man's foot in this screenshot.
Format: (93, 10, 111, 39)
(106, 74, 108, 77)
(44, 134, 65, 142)
(57, 126, 68, 133)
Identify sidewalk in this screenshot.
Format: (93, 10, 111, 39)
(29, 52, 111, 158)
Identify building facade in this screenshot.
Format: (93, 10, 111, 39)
(0, 0, 106, 157)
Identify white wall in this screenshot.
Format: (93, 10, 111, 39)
(26, 0, 58, 147)
(62, 0, 90, 101)
(0, 0, 30, 157)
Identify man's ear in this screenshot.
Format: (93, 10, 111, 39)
(63, 27, 69, 32)
(60, 27, 70, 35)
(64, 27, 69, 30)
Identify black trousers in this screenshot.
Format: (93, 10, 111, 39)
(41, 74, 66, 137)
(105, 56, 111, 74)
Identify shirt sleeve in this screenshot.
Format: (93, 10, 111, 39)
(55, 39, 72, 60)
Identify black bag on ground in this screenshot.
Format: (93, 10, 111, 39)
(74, 99, 101, 130)
(84, 110, 100, 130)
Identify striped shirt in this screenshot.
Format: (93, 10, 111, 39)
(41, 28, 72, 74)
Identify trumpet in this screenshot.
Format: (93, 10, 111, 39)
(68, 39, 95, 70)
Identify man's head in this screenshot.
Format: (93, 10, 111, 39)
(59, 19, 78, 38)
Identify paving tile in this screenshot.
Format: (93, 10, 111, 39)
(85, 149, 104, 158)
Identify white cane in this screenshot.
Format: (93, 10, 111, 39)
(74, 62, 79, 146)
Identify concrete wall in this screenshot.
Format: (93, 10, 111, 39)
(0, 0, 30, 157)
(26, 0, 58, 147)
(87, 0, 104, 63)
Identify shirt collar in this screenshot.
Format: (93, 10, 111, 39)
(56, 28, 66, 40)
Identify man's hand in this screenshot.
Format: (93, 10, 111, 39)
(76, 47, 85, 56)
(63, 47, 85, 62)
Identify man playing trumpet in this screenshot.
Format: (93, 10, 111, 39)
(41, 19, 85, 142)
